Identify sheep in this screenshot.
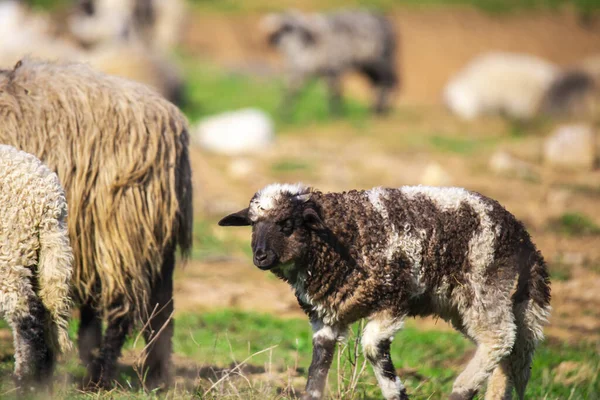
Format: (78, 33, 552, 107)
(0, 144, 73, 393)
(539, 55, 600, 118)
(444, 52, 559, 120)
(261, 9, 399, 115)
(219, 183, 551, 400)
(0, 58, 193, 390)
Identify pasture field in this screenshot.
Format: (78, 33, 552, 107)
(2, 1, 600, 399)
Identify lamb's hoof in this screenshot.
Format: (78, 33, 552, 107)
(399, 388, 410, 399)
(449, 390, 477, 400)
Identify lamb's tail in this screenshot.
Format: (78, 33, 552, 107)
(37, 180, 74, 354)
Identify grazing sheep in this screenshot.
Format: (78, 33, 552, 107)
(539, 56, 600, 118)
(0, 144, 73, 393)
(444, 52, 559, 120)
(261, 9, 399, 115)
(219, 183, 551, 400)
(0, 58, 193, 390)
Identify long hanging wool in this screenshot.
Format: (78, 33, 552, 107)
(0, 58, 193, 322)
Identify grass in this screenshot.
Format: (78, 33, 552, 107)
(549, 212, 600, 236)
(0, 310, 598, 399)
(191, 220, 251, 261)
(188, 0, 600, 15)
(178, 58, 369, 128)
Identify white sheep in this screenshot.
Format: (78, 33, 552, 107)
(0, 144, 73, 393)
(444, 52, 559, 120)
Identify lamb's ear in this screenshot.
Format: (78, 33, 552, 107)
(218, 208, 251, 226)
(302, 206, 325, 231)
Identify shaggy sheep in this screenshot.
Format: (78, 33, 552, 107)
(219, 183, 551, 400)
(261, 9, 399, 115)
(0, 58, 193, 390)
(0, 144, 73, 392)
(444, 52, 559, 120)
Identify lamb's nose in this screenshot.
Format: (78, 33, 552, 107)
(255, 248, 267, 262)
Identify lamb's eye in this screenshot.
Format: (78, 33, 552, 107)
(280, 219, 294, 235)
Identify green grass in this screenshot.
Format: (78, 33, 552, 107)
(188, 0, 600, 15)
(178, 58, 370, 128)
(1, 310, 598, 399)
(549, 212, 600, 236)
(191, 220, 251, 260)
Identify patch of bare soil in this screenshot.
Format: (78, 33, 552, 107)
(182, 8, 600, 105)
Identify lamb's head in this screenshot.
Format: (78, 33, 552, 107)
(218, 183, 325, 270)
(260, 11, 317, 49)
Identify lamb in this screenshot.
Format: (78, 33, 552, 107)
(0, 144, 73, 392)
(261, 9, 399, 115)
(219, 183, 551, 400)
(444, 52, 559, 120)
(0, 58, 193, 390)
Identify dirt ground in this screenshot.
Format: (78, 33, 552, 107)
(175, 7, 600, 346)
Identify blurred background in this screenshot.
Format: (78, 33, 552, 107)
(1, 0, 599, 398)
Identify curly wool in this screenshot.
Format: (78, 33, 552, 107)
(0, 144, 73, 354)
(0, 58, 193, 322)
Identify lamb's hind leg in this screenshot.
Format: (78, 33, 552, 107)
(10, 296, 55, 393)
(450, 303, 516, 400)
(362, 314, 407, 400)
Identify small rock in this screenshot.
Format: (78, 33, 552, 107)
(192, 108, 274, 155)
(489, 150, 537, 180)
(419, 162, 453, 186)
(544, 124, 597, 170)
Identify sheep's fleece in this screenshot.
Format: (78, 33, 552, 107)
(0, 144, 73, 354)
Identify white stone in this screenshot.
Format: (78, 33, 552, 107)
(544, 124, 596, 170)
(489, 150, 537, 179)
(192, 108, 275, 156)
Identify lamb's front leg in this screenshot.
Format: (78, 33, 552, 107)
(362, 315, 408, 400)
(302, 321, 345, 400)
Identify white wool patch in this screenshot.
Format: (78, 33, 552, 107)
(378, 376, 405, 400)
(401, 185, 496, 274)
(248, 182, 309, 221)
(367, 188, 425, 291)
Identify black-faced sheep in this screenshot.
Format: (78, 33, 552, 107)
(0, 144, 73, 393)
(261, 9, 399, 115)
(219, 183, 551, 400)
(0, 58, 193, 390)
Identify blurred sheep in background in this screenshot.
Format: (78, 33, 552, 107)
(0, 0, 185, 105)
(444, 52, 559, 121)
(539, 55, 600, 119)
(261, 9, 399, 116)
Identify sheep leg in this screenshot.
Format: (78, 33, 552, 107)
(142, 247, 175, 390)
(10, 296, 55, 394)
(280, 71, 306, 119)
(362, 315, 407, 400)
(302, 322, 344, 400)
(450, 304, 516, 400)
(326, 73, 343, 116)
(78, 302, 102, 367)
(88, 309, 130, 389)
